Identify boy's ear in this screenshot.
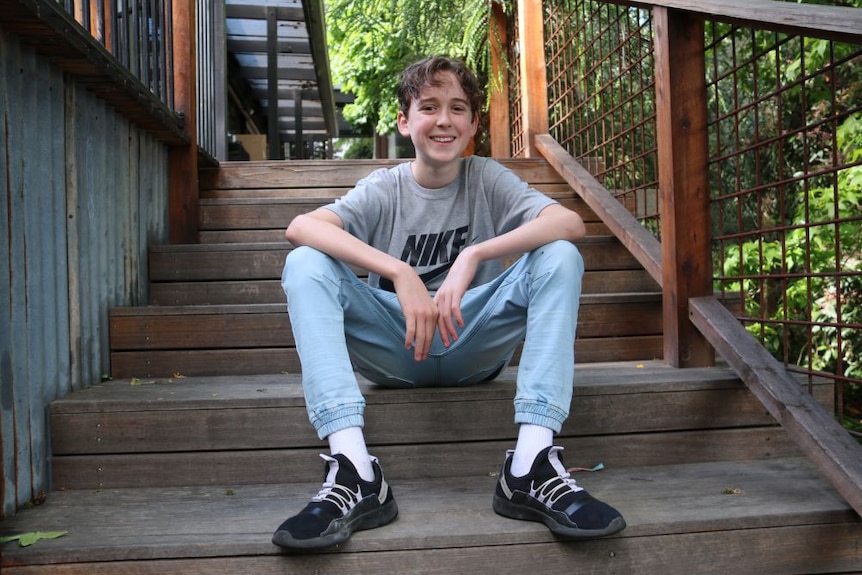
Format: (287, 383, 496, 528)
(396, 110, 410, 136)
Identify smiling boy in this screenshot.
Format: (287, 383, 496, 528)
(272, 55, 626, 549)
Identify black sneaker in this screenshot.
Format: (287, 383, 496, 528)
(272, 453, 398, 549)
(493, 446, 626, 539)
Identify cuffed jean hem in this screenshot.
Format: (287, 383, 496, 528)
(310, 405, 365, 440)
(513, 400, 569, 434)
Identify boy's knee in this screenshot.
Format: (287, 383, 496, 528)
(282, 246, 333, 291)
(534, 240, 584, 279)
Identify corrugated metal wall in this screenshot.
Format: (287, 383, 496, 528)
(0, 26, 170, 518)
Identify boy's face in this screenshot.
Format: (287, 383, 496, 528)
(397, 72, 479, 171)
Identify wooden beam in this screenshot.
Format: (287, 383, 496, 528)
(601, 0, 862, 45)
(654, 7, 713, 368)
(302, 0, 338, 138)
(535, 134, 663, 284)
(167, 0, 199, 244)
(489, 1, 510, 158)
(516, 0, 548, 158)
(689, 296, 862, 517)
(266, 7, 281, 160)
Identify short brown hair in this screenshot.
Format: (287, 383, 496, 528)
(397, 56, 482, 119)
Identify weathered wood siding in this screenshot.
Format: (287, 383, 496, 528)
(0, 26, 169, 518)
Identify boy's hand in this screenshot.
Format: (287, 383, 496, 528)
(434, 246, 480, 347)
(392, 264, 439, 361)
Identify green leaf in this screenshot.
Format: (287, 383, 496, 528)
(0, 531, 68, 547)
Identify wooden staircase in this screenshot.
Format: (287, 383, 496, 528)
(1, 159, 860, 574)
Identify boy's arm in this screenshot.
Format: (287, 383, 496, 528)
(285, 209, 440, 361)
(434, 203, 585, 345)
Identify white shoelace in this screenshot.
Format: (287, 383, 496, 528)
(312, 480, 362, 515)
(532, 472, 583, 507)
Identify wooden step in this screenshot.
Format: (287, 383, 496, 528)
(146, 237, 658, 305)
(199, 195, 595, 233)
(49, 363, 832, 489)
(148, 237, 650, 280)
(199, 159, 572, 191)
(2, 458, 859, 574)
(108, 293, 664, 378)
(195, 158, 636, 243)
(149, 268, 659, 306)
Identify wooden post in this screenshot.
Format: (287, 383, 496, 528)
(489, 1, 511, 158)
(654, 7, 714, 367)
(168, 0, 199, 243)
(267, 8, 282, 160)
(517, 0, 548, 158)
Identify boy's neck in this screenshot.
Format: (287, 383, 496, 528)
(409, 159, 462, 189)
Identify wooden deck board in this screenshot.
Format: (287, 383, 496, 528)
(49, 428, 805, 489)
(49, 363, 756, 412)
(1, 458, 858, 572)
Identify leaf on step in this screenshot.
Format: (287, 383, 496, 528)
(130, 377, 141, 386)
(0, 531, 68, 547)
(723, 487, 744, 495)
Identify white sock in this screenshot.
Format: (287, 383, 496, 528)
(510, 424, 554, 476)
(327, 427, 376, 481)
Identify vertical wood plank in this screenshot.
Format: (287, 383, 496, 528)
(489, 1, 511, 158)
(266, 8, 281, 161)
(654, 7, 714, 367)
(65, 79, 82, 393)
(168, 0, 199, 243)
(0, 25, 16, 519)
(517, 0, 548, 157)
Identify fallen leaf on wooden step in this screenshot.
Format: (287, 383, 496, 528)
(723, 487, 744, 495)
(0, 531, 68, 547)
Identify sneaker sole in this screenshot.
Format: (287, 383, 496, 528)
(272, 497, 399, 550)
(492, 494, 626, 539)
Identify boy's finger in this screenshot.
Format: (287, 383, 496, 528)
(404, 319, 415, 351)
(414, 320, 433, 360)
(438, 315, 458, 347)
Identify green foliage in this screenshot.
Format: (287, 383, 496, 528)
(326, 0, 501, 135)
(708, 7, 862, 409)
(720, 110, 862, 382)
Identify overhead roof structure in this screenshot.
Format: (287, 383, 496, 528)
(225, 0, 354, 157)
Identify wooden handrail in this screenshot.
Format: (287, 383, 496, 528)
(606, 0, 862, 44)
(690, 296, 862, 517)
(535, 134, 663, 283)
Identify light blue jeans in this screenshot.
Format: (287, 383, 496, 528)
(281, 240, 584, 440)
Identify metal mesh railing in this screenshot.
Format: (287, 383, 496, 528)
(507, 6, 526, 158)
(544, 0, 659, 234)
(706, 23, 862, 418)
(532, 0, 862, 423)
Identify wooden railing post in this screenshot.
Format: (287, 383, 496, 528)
(489, 1, 511, 158)
(517, 0, 548, 158)
(168, 0, 200, 243)
(654, 7, 714, 367)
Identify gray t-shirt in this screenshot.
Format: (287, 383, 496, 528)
(325, 156, 557, 292)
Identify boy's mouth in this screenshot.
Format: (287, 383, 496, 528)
(431, 136, 456, 143)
